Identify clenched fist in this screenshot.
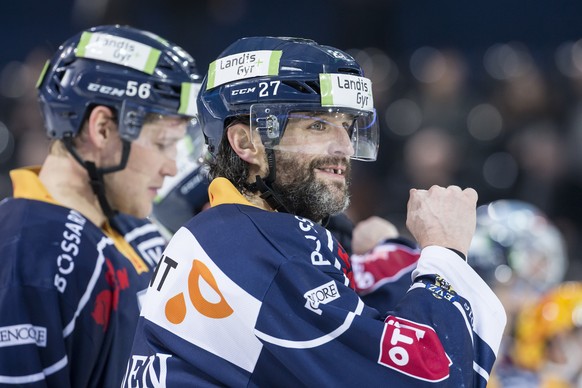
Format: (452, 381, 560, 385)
(406, 185, 478, 256)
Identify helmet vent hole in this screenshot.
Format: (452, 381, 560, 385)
(157, 56, 176, 71)
(305, 81, 320, 94)
(281, 80, 319, 94)
(338, 67, 361, 76)
(153, 82, 181, 99)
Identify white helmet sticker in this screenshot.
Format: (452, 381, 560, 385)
(206, 50, 282, 90)
(320, 74, 374, 112)
(76, 32, 161, 75)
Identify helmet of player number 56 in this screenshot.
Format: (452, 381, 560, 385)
(37, 24, 201, 142)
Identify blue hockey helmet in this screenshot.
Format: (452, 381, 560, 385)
(468, 200, 567, 290)
(197, 36, 379, 161)
(37, 24, 201, 141)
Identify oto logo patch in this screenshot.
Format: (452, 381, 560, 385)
(379, 316, 451, 382)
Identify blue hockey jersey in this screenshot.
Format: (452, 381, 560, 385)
(125, 177, 506, 387)
(0, 168, 165, 387)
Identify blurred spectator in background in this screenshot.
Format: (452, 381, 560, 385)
(468, 200, 570, 386)
(408, 47, 473, 134)
(484, 43, 559, 132)
(378, 125, 463, 235)
(469, 200, 567, 329)
(507, 120, 568, 212)
(501, 282, 582, 386)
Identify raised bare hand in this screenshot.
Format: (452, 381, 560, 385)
(406, 185, 478, 256)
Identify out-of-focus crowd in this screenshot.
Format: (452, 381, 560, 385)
(346, 42, 582, 282)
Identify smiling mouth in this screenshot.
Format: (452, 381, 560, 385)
(316, 167, 346, 176)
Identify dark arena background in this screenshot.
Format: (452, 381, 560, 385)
(2, 1, 582, 273)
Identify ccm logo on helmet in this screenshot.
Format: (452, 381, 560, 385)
(88, 82, 125, 97)
(232, 87, 255, 96)
(88, 81, 152, 99)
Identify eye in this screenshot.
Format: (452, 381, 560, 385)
(156, 141, 175, 153)
(307, 120, 326, 131)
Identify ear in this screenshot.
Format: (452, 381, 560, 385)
(86, 106, 117, 149)
(227, 123, 265, 168)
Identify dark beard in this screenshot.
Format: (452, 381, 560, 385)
(271, 152, 352, 222)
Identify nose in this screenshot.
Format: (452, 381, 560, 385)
(161, 156, 178, 177)
(329, 125, 355, 157)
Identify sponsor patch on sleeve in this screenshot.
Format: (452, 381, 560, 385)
(379, 316, 452, 382)
(0, 324, 47, 348)
(303, 280, 340, 315)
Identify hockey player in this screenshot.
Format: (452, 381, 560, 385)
(126, 36, 506, 387)
(0, 25, 200, 387)
(509, 281, 582, 386)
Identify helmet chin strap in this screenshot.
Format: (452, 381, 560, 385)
(63, 136, 131, 224)
(248, 149, 289, 213)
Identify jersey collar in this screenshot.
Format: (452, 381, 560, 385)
(208, 177, 260, 208)
(10, 167, 60, 205)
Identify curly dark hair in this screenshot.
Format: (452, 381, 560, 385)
(206, 116, 257, 194)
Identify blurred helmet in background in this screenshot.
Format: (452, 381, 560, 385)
(468, 199, 567, 291)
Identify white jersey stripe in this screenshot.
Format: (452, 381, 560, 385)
(63, 237, 111, 337)
(473, 361, 490, 381)
(325, 229, 334, 253)
(412, 246, 506, 356)
(254, 299, 364, 349)
(124, 223, 160, 243)
(0, 355, 67, 384)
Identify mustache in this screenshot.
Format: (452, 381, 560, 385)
(311, 156, 351, 171)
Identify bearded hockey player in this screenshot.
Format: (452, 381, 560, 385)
(125, 36, 506, 387)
